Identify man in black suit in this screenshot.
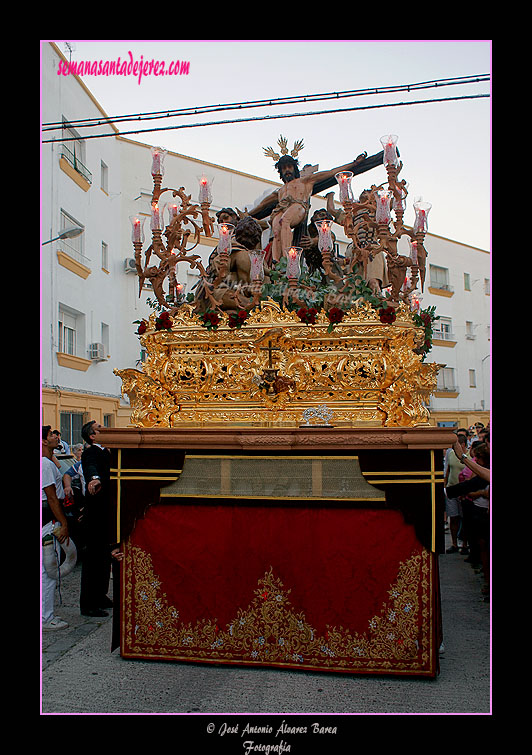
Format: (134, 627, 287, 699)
(79, 420, 114, 617)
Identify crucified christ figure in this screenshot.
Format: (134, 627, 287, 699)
(248, 151, 369, 263)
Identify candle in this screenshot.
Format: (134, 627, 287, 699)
(410, 240, 418, 265)
(249, 249, 265, 281)
(151, 202, 161, 231)
(413, 200, 432, 233)
(150, 146, 167, 176)
(129, 215, 145, 243)
(198, 174, 213, 203)
(315, 219, 334, 252)
(380, 134, 399, 167)
(375, 190, 392, 224)
(217, 222, 234, 254)
(335, 171, 354, 203)
(166, 201, 179, 225)
(286, 246, 302, 278)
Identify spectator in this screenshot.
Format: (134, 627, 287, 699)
(42, 426, 69, 631)
(52, 430, 70, 455)
(444, 434, 468, 553)
(467, 443, 490, 601)
(79, 420, 113, 617)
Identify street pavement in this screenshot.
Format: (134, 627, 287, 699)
(41, 531, 490, 719)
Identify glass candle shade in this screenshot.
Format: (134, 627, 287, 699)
(150, 146, 167, 176)
(375, 190, 392, 224)
(335, 171, 354, 202)
(151, 202, 162, 231)
(248, 248, 265, 281)
(314, 219, 334, 252)
(198, 174, 213, 203)
(413, 201, 432, 233)
(129, 215, 146, 243)
(217, 222, 234, 254)
(410, 240, 418, 265)
(380, 134, 399, 167)
(393, 182, 408, 213)
(165, 201, 179, 225)
(286, 246, 302, 278)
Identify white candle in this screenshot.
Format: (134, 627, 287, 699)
(287, 246, 302, 278)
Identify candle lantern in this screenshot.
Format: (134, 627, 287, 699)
(165, 201, 179, 225)
(375, 190, 392, 224)
(413, 200, 432, 234)
(129, 215, 146, 243)
(393, 182, 408, 213)
(249, 248, 265, 282)
(150, 146, 167, 176)
(217, 222, 234, 254)
(286, 246, 302, 279)
(315, 219, 334, 253)
(380, 134, 399, 167)
(151, 202, 162, 231)
(335, 171, 354, 203)
(410, 240, 418, 265)
(198, 174, 213, 204)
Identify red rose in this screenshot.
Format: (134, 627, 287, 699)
(379, 306, 397, 324)
(137, 321, 147, 335)
(327, 307, 344, 323)
(238, 309, 248, 319)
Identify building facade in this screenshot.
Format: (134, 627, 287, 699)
(41, 42, 490, 445)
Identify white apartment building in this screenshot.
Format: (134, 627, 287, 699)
(41, 42, 490, 444)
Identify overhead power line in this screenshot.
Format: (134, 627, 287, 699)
(42, 93, 489, 144)
(42, 74, 489, 132)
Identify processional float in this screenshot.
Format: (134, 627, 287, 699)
(106, 136, 451, 678)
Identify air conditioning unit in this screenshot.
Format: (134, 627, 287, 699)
(124, 257, 137, 274)
(88, 342, 106, 361)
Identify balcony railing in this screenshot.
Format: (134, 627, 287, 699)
(429, 282, 454, 293)
(60, 143, 92, 185)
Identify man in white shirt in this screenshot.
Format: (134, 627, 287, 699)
(42, 426, 70, 630)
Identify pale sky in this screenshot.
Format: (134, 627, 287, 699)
(45, 40, 491, 250)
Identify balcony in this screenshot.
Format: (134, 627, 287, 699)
(59, 144, 92, 191)
(428, 282, 454, 297)
(432, 330, 457, 348)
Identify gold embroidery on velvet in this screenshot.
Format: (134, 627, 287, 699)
(124, 544, 431, 670)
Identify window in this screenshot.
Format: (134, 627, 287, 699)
(101, 160, 108, 193)
(103, 414, 114, 428)
(61, 118, 92, 184)
(102, 241, 109, 271)
(464, 273, 471, 291)
(437, 367, 457, 392)
(60, 209, 85, 260)
(60, 411, 85, 447)
(433, 317, 454, 341)
(58, 310, 77, 355)
(465, 321, 475, 340)
(469, 369, 477, 388)
(484, 278, 490, 295)
(101, 323, 109, 355)
(429, 265, 452, 291)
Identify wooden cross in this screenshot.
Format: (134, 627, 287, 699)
(260, 340, 281, 368)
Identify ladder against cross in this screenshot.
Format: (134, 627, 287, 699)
(260, 340, 281, 368)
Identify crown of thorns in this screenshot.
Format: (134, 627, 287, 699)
(263, 135, 305, 162)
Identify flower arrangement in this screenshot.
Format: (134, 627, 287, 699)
(326, 306, 345, 333)
(201, 310, 221, 331)
(134, 319, 148, 335)
(155, 311, 173, 330)
(378, 306, 397, 324)
(296, 306, 318, 325)
(228, 309, 250, 329)
(412, 305, 439, 360)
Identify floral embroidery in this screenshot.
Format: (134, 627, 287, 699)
(123, 545, 432, 672)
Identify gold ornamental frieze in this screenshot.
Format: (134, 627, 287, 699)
(115, 300, 439, 428)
